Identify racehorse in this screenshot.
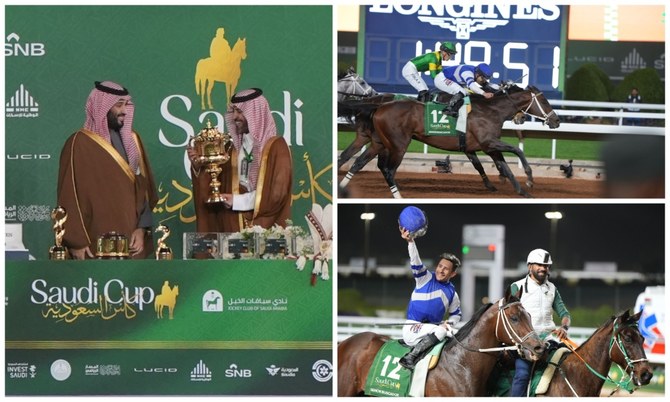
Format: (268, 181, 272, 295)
(541, 310, 653, 396)
(357, 85, 560, 197)
(337, 290, 545, 396)
(195, 37, 247, 110)
(337, 73, 541, 197)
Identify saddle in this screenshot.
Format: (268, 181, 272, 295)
(488, 341, 572, 397)
(364, 339, 447, 397)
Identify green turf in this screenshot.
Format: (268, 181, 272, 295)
(338, 131, 602, 161)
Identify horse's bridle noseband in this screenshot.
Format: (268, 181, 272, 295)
(495, 298, 537, 350)
(507, 89, 557, 125)
(337, 74, 376, 97)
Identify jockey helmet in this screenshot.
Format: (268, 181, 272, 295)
(398, 206, 428, 239)
(440, 41, 457, 54)
(475, 63, 493, 79)
(527, 248, 552, 266)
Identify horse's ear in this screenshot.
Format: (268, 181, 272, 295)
(504, 285, 521, 302)
(628, 309, 643, 323)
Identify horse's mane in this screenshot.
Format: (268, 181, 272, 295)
(444, 302, 494, 351)
(576, 311, 633, 350)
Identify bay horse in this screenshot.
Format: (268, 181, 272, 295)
(337, 73, 537, 197)
(370, 85, 560, 198)
(542, 310, 653, 396)
(338, 290, 545, 396)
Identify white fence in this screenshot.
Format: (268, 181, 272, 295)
(337, 315, 664, 364)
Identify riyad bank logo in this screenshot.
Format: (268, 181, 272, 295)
(31, 278, 179, 323)
(5, 205, 51, 222)
(195, 27, 247, 110)
(6, 84, 39, 118)
(369, 4, 560, 40)
(202, 289, 223, 312)
(5, 33, 46, 57)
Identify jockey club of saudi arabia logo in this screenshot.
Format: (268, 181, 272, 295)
(30, 278, 180, 323)
(195, 27, 247, 110)
(368, 4, 560, 40)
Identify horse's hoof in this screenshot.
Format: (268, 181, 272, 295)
(526, 181, 534, 188)
(485, 185, 498, 192)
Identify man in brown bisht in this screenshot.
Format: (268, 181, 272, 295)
(57, 81, 158, 259)
(188, 88, 292, 232)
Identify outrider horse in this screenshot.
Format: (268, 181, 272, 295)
(542, 310, 653, 396)
(337, 291, 545, 396)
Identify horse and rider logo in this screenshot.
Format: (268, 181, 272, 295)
(155, 280, 179, 320)
(202, 290, 224, 312)
(195, 27, 247, 110)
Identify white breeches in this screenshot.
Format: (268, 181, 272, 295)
(402, 321, 449, 346)
(434, 72, 468, 95)
(402, 62, 428, 92)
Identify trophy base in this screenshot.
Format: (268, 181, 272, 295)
(49, 246, 68, 260)
(156, 248, 173, 260)
(206, 193, 227, 204)
(95, 252, 130, 260)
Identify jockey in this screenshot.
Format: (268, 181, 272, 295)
(398, 226, 462, 370)
(434, 63, 500, 117)
(402, 41, 457, 102)
(508, 248, 572, 397)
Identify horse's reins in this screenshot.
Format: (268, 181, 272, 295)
(503, 87, 557, 125)
(452, 298, 538, 354)
(555, 317, 647, 396)
(337, 74, 376, 97)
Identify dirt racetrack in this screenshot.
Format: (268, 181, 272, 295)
(339, 171, 604, 198)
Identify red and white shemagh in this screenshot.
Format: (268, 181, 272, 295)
(225, 89, 277, 191)
(83, 81, 140, 173)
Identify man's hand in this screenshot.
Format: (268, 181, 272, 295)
(221, 193, 233, 209)
(70, 246, 94, 260)
(129, 228, 146, 257)
(483, 92, 494, 99)
(187, 147, 202, 169)
(399, 226, 413, 242)
(551, 326, 568, 341)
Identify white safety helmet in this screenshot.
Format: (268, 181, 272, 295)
(527, 248, 552, 265)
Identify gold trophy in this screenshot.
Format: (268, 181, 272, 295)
(49, 206, 68, 260)
(155, 224, 173, 260)
(189, 120, 233, 203)
(95, 232, 129, 259)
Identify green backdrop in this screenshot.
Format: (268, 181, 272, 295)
(5, 260, 333, 395)
(5, 5, 333, 258)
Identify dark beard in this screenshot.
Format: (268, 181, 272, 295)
(107, 111, 124, 131)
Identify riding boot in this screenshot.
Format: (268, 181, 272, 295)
(399, 333, 440, 370)
(417, 90, 429, 103)
(442, 93, 464, 117)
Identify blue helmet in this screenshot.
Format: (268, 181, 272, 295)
(398, 206, 428, 239)
(475, 63, 492, 79)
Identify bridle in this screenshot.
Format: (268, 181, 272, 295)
(559, 316, 649, 396)
(454, 298, 538, 355)
(495, 298, 538, 350)
(504, 87, 557, 125)
(337, 74, 376, 97)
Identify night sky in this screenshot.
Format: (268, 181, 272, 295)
(337, 203, 664, 274)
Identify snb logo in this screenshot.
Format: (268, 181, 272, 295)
(224, 364, 252, 378)
(5, 33, 46, 57)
